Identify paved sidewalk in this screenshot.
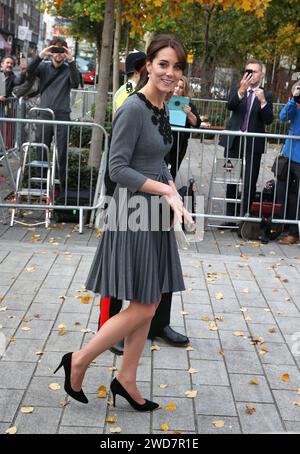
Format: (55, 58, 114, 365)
(0, 222, 300, 434)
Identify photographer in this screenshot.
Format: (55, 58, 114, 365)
(219, 59, 273, 227)
(276, 82, 300, 244)
(26, 37, 81, 188)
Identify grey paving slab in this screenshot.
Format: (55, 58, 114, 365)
(255, 343, 296, 366)
(0, 389, 25, 421)
(272, 390, 300, 422)
(188, 338, 223, 361)
(197, 416, 241, 434)
(15, 320, 54, 341)
(61, 395, 109, 428)
(153, 345, 189, 370)
(59, 426, 103, 434)
(263, 365, 300, 390)
(152, 397, 195, 432)
(185, 319, 218, 340)
(153, 369, 192, 398)
(104, 409, 151, 434)
(181, 289, 211, 305)
(219, 330, 255, 352)
(0, 361, 36, 389)
(4, 339, 44, 362)
(224, 351, 264, 375)
(14, 407, 62, 434)
(195, 385, 236, 417)
(26, 303, 62, 321)
(248, 323, 286, 343)
(190, 359, 229, 387)
(236, 402, 285, 433)
(229, 374, 274, 403)
(44, 331, 84, 352)
(285, 421, 300, 433)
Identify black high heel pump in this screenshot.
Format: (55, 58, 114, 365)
(110, 377, 159, 412)
(54, 352, 88, 404)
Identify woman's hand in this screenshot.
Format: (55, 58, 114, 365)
(164, 187, 195, 227)
(183, 104, 198, 127)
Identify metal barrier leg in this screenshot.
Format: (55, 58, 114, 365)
(79, 209, 83, 234)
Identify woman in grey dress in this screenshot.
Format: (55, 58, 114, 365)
(54, 35, 194, 412)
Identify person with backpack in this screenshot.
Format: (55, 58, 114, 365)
(26, 36, 81, 188)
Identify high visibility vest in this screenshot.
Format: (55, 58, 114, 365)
(113, 80, 136, 113)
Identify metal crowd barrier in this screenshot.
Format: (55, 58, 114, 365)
(0, 97, 22, 154)
(0, 116, 109, 233)
(170, 126, 300, 234)
(70, 90, 288, 138)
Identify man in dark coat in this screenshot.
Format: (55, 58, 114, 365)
(219, 59, 273, 225)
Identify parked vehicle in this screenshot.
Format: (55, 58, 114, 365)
(76, 57, 97, 85)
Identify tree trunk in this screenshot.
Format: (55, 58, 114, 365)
(89, 0, 115, 169)
(199, 6, 214, 98)
(113, 0, 122, 95)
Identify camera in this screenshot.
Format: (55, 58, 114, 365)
(245, 69, 253, 76)
(174, 100, 181, 107)
(51, 46, 65, 54)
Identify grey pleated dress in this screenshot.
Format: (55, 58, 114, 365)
(85, 92, 185, 304)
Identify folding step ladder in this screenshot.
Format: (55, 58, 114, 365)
(206, 141, 245, 228)
(10, 108, 60, 228)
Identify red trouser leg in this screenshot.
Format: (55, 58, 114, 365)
(98, 297, 123, 331)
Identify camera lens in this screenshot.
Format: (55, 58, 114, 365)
(175, 101, 180, 106)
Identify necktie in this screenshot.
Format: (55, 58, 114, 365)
(241, 89, 254, 131)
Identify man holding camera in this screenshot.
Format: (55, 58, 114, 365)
(26, 37, 81, 187)
(219, 59, 273, 225)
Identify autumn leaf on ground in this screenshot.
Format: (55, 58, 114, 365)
(294, 400, 300, 407)
(60, 398, 70, 408)
(246, 406, 256, 415)
(80, 295, 93, 304)
(297, 389, 300, 395)
(249, 378, 259, 385)
(268, 327, 277, 333)
(259, 347, 269, 356)
(242, 288, 249, 293)
(21, 326, 31, 332)
(201, 316, 212, 322)
(213, 420, 225, 428)
(181, 310, 189, 316)
(80, 328, 92, 334)
(234, 331, 244, 337)
(6, 426, 17, 434)
(97, 385, 107, 398)
(165, 402, 177, 411)
(159, 384, 168, 389)
(240, 307, 247, 313)
(0, 306, 7, 312)
(215, 292, 224, 300)
(161, 424, 169, 431)
(58, 324, 66, 336)
(250, 336, 264, 345)
(186, 345, 194, 351)
(208, 321, 218, 331)
(25, 267, 36, 273)
(185, 390, 198, 398)
(188, 368, 198, 374)
(281, 374, 290, 382)
(110, 427, 122, 433)
(245, 316, 253, 321)
(151, 344, 161, 352)
(49, 383, 61, 391)
(106, 417, 118, 423)
(20, 407, 34, 414)
(215, 316, 224, 322)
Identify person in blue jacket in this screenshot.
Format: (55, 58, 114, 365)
(277, 82, 300, 244)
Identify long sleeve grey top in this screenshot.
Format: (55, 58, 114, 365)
(109, 93, 173, 194)
(26, 56, 80, 113)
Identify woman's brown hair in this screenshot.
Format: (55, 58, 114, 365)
(135, 34, 187, 92)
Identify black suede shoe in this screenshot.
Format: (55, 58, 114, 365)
(149, 325, 190, 347)
(110, 339, 124, 356)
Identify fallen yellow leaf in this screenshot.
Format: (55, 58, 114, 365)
(185, 390, 198, 398)
(6, 426, 17, 434)
(281, 374, 290, 382)
(20, 407, 34, 414)
(181, 311, 189, 316)
(246, 405, 256, 415)
(240, 307, 248, 313)
(159, 384, 168, 389)
(249, 378, 259, 385)
(58, 324, 66, 336)
(215, 292, 224, 300)
(25, 267, 35, 273)
(259, 347, 268, 356)
(80, 295, 93, 304)
(49, 383, 61, 391)
(109, 427, 122, 433)
(242, 288, 249, 293)
(97, 385, 107, 398)
(21, 326, 31, 331)
(161, 424, 169, 431)
(208, 321, 218, 331)
(213, 420, 225, 428)
(106, 417, 118, 423)
(293, 400, 300, 407)
(245, 316, 253, 321)
(215, 316, 224, 322)
(0, 307, 7, 312)
(234, 331, 244, 337)
(151, 344, 161, 352)
(188, 368, 198, 374)
(165, 402, 177, 411)
(201, 316, 212, 321)
(186, 345, 194, 351)
(268, 327, 277, 333)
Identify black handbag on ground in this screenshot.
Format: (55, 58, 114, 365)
(271, 154, 289, 181)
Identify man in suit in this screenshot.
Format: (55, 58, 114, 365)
(219, 59, 273, 226)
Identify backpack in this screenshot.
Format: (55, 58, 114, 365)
(12, 76, 40, 100)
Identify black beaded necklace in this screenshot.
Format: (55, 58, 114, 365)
(136, 92, 172, 145)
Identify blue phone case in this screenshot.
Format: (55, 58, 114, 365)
(168, 96, 190, 126)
